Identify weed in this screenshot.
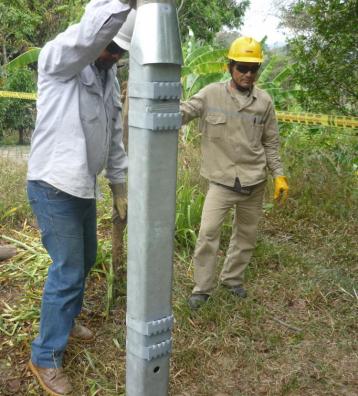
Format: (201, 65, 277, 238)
(0, 157, 30, 229)
(0, 126, 357, 395)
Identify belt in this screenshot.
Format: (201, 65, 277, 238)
(214, 177, 259, 195)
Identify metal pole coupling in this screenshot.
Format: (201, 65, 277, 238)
(126, 0, 182, 395)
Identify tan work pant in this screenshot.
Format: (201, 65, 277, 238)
(192, 181, 266, 295)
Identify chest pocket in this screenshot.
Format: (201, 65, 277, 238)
(79, 75, 101, 122)
(205, 113, 227, 139)
(250, 123, 264, 149)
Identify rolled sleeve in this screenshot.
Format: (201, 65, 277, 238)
(180, 90, 206, 125)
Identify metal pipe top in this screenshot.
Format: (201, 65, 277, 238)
(130, 1, 182, 65)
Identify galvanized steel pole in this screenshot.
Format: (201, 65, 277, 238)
(126, 1, 182, 395)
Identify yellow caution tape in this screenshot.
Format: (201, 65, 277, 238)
(0, 90, 37, 100)
(1, 90, 357, 129)
(277, 111, 358, 129)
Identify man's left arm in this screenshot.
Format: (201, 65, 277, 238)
(106, 79, 128, 220)
(262, 103, 289, 202)
(39, 0, 132, 81)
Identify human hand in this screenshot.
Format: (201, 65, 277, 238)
(109, 183, 128, 220)
(274, 176, 289, 203)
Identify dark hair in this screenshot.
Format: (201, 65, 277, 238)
(106, 41, 126, 56)
(228, 60, 236, 75)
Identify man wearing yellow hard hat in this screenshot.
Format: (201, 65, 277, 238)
(180, 36, 289, 309)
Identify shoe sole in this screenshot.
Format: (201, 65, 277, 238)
(28, 361, 72, 396)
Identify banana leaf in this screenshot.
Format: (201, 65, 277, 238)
(5, 48, 41, 72)
(182, 61, 227, 77)
(272, 65, 294, 86)
(184, 46, 213, 65)
(257, 56, 279, 84)
(188, 49, 227, 67)
(186, 73, 225, 99)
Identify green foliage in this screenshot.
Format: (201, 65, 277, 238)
(280, 126, 358, 220)
(0, 124, 357, 395)
(280, 0, 358, 116)
(0, 67, 36, 144)
(0, 158, 30, 227)
(257, 56, 301, 110)
(177, 0, 249, 42)
(181, 37, 299, 111)
(0, 0, 248, 65)
(215, 31, 243, 49)
(181, 38, 228, 99)
(0, 0, 86, 65)
(4, 48, 41, 72)
(175, 170, 205, 255)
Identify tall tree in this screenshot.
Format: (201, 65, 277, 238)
(1, 0, 250, 62)
(280, 0, 358, 116)
(0, 0, 86, 65)
(177, 0, 249, 42)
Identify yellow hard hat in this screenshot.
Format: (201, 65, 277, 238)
(227, 37, 263, 63)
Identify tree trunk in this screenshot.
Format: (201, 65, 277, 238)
(2, 42, 8, 66)
(111, 83, 129, 293)
(18, 128, 25, 145)
(111, 213, 127, 288)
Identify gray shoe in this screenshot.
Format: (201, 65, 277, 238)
(188, 294, 209, 310)
(225, 285, 247, 298)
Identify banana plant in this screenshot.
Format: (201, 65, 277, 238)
(4, 40, 301, 112)
(181, 43, 228, 100)
(257, 56, 303, 109)
(181, 37, 301, 111)
(3, 48, 41, 73)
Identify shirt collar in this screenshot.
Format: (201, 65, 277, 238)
(227, 80, 258, 99)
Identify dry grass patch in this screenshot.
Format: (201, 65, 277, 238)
(1, 131, 357, 395)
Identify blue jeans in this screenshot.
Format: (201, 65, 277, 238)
(27, 180, 97, 368)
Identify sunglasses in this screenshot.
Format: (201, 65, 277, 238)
(235, 63, 260, 74)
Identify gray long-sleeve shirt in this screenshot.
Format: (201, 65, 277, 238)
(27, 0, 131, 198)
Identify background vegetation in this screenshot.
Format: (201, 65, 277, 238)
(279, 0, 358, 116)
(0, 0, 357, 395)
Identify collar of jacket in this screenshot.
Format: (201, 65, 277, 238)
(81, 63, 116, 101)
(226, 81, 257, 111)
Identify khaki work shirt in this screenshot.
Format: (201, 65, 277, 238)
(180, 81, 284, 187)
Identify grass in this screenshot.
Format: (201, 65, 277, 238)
(0, 157, 29, 228)
(0, 127, 357, 395)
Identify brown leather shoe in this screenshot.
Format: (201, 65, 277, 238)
(28, 360, 73, 396)
(69, 323, 94, 342)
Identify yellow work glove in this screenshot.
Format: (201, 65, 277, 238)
(109, 183, 127, 221)
(274, 176, 289, 203)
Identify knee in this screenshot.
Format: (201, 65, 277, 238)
(199, 222, 221, 241)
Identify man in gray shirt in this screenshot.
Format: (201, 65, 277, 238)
(27, 1, 136, 394)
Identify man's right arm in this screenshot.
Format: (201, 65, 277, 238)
(180, 90, 206, 125)
(39, 0, 131, 80)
